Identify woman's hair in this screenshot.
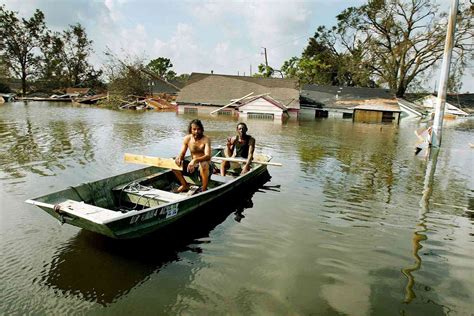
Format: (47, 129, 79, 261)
(188, 119, 204, 133)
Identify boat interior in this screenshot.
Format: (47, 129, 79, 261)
(28, 150, 270, 222)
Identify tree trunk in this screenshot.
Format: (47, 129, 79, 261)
(396, 84, 406, 98)
(21, 72, 26, 96)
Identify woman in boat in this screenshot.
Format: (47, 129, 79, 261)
(174, 119, 212, 192)
(220, 122, 255, 176)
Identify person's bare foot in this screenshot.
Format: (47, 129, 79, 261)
(175, 185, 188, 193)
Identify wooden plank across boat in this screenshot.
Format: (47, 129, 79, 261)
(25, 148, 273, 239)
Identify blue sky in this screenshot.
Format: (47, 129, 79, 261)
(3, 0, 472, 92)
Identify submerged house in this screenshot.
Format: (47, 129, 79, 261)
(148, 77, 181, 96)
(176, 73, 300, 120)
(300, 84, 401, 124)
(403, 94, 471, 118)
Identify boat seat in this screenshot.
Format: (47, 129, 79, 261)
(210, 174, 234, 184)
(118, 186, 182, 208)
(57, 200, 119, 223)
(124, 188, 182, 202)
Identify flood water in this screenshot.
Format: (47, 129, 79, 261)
(1, 101, 473, 315)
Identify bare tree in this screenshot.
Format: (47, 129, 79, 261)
(335, 0, 473, 96)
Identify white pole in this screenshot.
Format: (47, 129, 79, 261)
(431, 0, 459, 147)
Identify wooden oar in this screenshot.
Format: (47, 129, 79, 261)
(125, 153, 283, 169)
(211, 156, 282, 166)
(124, 153, 182, 170)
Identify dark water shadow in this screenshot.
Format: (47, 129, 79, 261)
(40, 171, 271, 306)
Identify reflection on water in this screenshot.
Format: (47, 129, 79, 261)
(40, 173, 270, 306)
(0, 115, 95, 179)
(1, 102, 473, 315)
(402, 148, 439, 303)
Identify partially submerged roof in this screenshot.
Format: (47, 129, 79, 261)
(151, 78, 180, 94)
(177, 73, 300, 109)
(353, 99, 401, 112)
(237, 95, 288, 111)
(301, 84, 396, 109)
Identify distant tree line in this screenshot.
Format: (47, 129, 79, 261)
(0, 5, 189, 97)
(0, 5, 103, 95)
(256, 0, 473, 96)
(103, 51, 188, 97)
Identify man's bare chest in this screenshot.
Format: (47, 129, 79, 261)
(189, 139, 205, 153)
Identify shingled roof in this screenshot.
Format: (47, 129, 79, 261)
(301, 84, 396, 109)
(177, 73, 300, 109)
(404, 93, 474, 111)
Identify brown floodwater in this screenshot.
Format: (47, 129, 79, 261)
(1, 101, 473, 315)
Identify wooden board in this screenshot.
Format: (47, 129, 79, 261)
(211, 156, 282, 167)
(124, 153, 182, 170)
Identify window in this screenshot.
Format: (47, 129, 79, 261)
(342, 112, 353, 119)
(217, 110, 232, 116)
(382, 111, 394, 122)
(248, 113, 274, 120)
(315, 110, 328, 118)
(184, 107, 197, 114)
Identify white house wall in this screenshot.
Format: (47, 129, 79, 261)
(239, 99, 285, 119)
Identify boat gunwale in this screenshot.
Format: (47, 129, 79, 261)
(101, 161, 269, 224)
(25, 153, 272, 227)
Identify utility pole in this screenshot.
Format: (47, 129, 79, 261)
(431, 0, 459, 148)
(250, 64, 252, 76)
(262, 47, 268, 68)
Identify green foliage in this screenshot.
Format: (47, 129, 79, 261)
(0, 82, 11, 93)
(334, 0, 472, 96)
(282, 25, 373, 87)
(282, 0, 472, 96)
(0, 5, 103, 94)
(0, 5, 47, 95)
(104, 52, 148, 97)
(146, 57, 175, 80)
(38, 24, 102, 90)
(174, 73, 189, 83)
(255, 64, 274, 78)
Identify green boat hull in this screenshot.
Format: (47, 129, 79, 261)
(26, 149, 271, 239)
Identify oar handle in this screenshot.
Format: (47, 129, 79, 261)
(211, 157, 282, 167)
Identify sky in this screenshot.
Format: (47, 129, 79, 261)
(2, 0, 473, 92)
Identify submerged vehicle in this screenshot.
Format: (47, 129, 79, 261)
(26, 148, 273, 239)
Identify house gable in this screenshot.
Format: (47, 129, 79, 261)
(177, 73, 300, 110)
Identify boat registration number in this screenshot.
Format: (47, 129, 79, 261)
(164, 204, 179, 218)
(130, 203, 179, 224)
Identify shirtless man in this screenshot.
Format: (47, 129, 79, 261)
(173, 119, 211, 192)
(220, 122, 255, 176)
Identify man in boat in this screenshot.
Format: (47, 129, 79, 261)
(220, 122, 255, 176)
(174, 119, 212, 192)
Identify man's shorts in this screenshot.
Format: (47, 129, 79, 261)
(182, 160, 213, 183)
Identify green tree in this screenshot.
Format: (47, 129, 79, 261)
(175, 73, 190, 83)
(38, 31, 65, 90)
(0, 5, 47, 95)
(146, 57, 176, 80)
(254, 63, 274, 78)
(287, 0, 472, 96)
(38, 24, 102, 90)
(282, 27, 373, 86)
(61, 23, 100, 87)
(334, 0, 472, 96)
(104, 50, 148, 96)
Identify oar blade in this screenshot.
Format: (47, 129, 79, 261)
(124, 153, 182, 170)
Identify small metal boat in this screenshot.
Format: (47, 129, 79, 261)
(26, 148, 272, 239)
